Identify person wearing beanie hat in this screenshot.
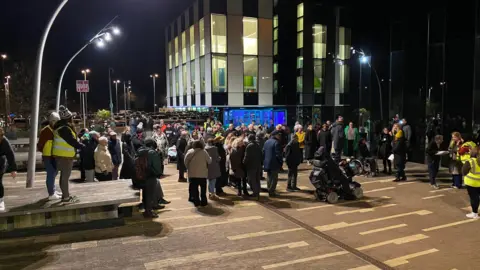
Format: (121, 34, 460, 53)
(37, 112, 62, 200)
(52, 106, 85, 203)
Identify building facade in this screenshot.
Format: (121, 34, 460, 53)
(165, 0, 274, 108)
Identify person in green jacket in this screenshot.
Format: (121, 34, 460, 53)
(344, 122, 359, 157)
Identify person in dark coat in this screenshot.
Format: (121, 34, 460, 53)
(78, 128, 89, 181)
(132, 128, 145, 153)
(392, 129, 407, 182)
(82, 131, 99, 182)
(426, 135, 444, 189)
(229, 138, 248, 196)
(330, 116, 345, 162)
(176, 131, 188, 182)
(285, 134, 302, 191)
(205, 138, 221, 198)
(377, 127, 393, 174)
(0, 127, 17, 211)
(317, 124, 332, 155)
(120, 133, 135, 180)
(304, 124, 317, 162)
(243, 134, 263, 199)
(108, 132, 122, 180)
(214, 136, 227, 195)
(263, 131, 283, 197)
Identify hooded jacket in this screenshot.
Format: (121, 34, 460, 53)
(94, 144, 113, 173)
(184, 148, 212, 178)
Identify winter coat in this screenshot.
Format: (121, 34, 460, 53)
(425, 140, 443, 163)
(184, 148, 212, 178)
(205, 145, 221, 179)
(132, 132, 145, 153)
(215, 141, 228, 187)
(344, 127, 360, 153)
(176, 137, 188, 171)
(377, 133, 393, 159)
(0, 137, 16, 173)
(263, 137, 283, 172)
(108, 139, 122, 166)
(304, 129, 317, 160)
(229, 146, 246, 178)
(120, 135, 136, 179)
(330, 121, 345, 150)
(82, 138, 98, 170)
(317, 129, 332, 153)
(152, 133, 169, 159)
(94, 144, 113, 174)
(243, 141, 263, 170)
(285, 140, 302, 168)
(392, 137, 407, 163)
(296, 131, 305, 149)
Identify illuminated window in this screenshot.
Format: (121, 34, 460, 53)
(174, 37, 179, 67)
(182, 64, 187, 95)
(296, 76, 302, 93)
(170, 70, 174, 97)
(273, 15, 278, 28)
(273, 80, 278, 94)
(297, 17, 303, 32)
(211, 14, 227, 53)
(182, 31, 187, 64)
(273, 62, 278, 74)
(314, 59, 324, 93)
(212, 55, 227, 92)
(297, 3, 304, 18)
(190, 61, 195, 94)
(297, 33, 303, 49)
(243, 17, 258, 55)
(199, 19, 205, 56)
(313, 24, 327, 59)
(339, 64, 349, 93)
(168, 41, 172, 70)
(338, 27, 351, 60)
(190, 25, 195, 60)
(273, 28, 278, 41)
(244, 56, 258, 92)
(297, 57, 303, 69)
(200, 56, 205, 93)
(175, 67, 179, 95)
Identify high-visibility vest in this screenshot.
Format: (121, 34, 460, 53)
(465, 158, 480, 188)
(41, 125, 54, 157)
(458, 141, 477, 163)
(52, 126, 77, 158)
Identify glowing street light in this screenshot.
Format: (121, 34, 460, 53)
(360, 56, 368, 64)
(81, 69, 91, 79)
(56, 16, 122, 110)
(150, 74, 159, 112)
(1, 54, 6, 59)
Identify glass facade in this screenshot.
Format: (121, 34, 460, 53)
(273, 80, 278, 94)
(338, 27, 351, 94)
(199, 18, 205, 56)
(314, 59, 324, 93)
(200, 56, 205, 93)
(182, 64, 187, 95)
(244, 56, 258, 92)
(175, 67, 179, 95)
(174, 37, 179, 66)
(211, 14, 227, 53)
(313, 24, 327, 59)
(190, 61, 195, 94)
(212, 55, 227, 92)
(297, 3, 304, 49)
(168, 42, 172, 69)
(182, 31, 187, 64)
(296, 76, 303, 93)
(297, 56, 303, 69)
(170, 70, 173, 97)
(243, 17, 258, 55)
(273, 62, 278, 74)
(190, 25, 195, 60)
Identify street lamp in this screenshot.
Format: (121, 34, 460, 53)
(150, 73, 159, 112)
(4, 75, 11, 117)
(81, 68, 91, 79)
(113, 80, 121, 113)
(56, 16, 121, 110)
(79, 69, 90, 128)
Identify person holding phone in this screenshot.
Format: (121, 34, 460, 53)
(0, 127, 17, 211)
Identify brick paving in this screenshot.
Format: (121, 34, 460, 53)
(0, 162, 476, 270)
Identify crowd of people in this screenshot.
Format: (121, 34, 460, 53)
(0, 106, 480, 221)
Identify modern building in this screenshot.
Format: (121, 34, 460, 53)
(165, 0, 352, 126)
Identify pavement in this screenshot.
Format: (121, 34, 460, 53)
(0, 162, 477, 270)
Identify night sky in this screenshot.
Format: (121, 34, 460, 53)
(0, 0, 194, 111)
(0, 0, 411, 112)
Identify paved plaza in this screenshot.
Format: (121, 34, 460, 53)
(0, 162, 477, 270)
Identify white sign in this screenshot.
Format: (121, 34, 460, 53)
(76, 80, 89, 93)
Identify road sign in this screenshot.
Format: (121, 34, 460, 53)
(76, 80, 89, 93)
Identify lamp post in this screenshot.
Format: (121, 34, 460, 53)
(1, 54, 7, 119)
(113, 80, 120, 113)
(55, 17, 121, 110)
(4, 75, 11, 117)
(123, 81, 127, 124)
(128, 87, 132, 110)
(28, 0, 69, 188)
(150, 74, 159, 112)
(108, 68, 114, 116)
(81, 69, 90, 125)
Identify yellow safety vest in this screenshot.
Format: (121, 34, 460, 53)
(459, 141, 477, 163)
(52, 126, 77, 158)
(41, 125, 54, 157)
(465, 158, 480, 187)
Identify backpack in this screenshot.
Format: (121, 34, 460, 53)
(134, 151, 149, 183)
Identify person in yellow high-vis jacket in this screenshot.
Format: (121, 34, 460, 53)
(462, 146, 480, 219)
(52, 106, 84, 204)
(37, 112, 61, 200)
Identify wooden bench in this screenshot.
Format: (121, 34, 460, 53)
(0, 180, 139, 238)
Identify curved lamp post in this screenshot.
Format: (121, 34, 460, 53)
(27, 0, 69, 188)
(55, 16, 120, 111)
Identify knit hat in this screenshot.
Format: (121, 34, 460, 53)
(58, 106, 73, 120)
(48, 112, 60, 122)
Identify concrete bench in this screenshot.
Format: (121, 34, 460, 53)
(0, 179, 139, 238)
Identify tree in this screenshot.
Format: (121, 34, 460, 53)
(96, 109, 111, 121)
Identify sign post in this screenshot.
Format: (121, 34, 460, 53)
(76, 80, 89, 128)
